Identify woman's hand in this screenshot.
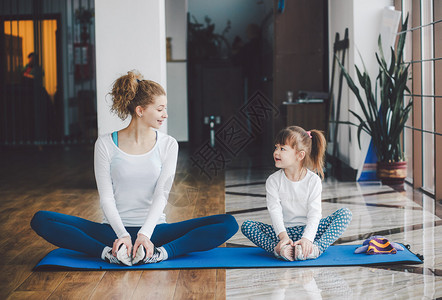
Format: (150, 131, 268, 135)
(112, 236, 132, 257)
(133, 233, 155, 258)
(294, 237, 313, 257)
(274, 232, 294, 255)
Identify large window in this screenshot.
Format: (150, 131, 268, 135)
(397, 0, 441, 199)
(4, 20, 58, 100)
(0, 0, 96, 146)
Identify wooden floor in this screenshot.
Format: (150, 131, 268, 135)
(0, 145, 227, 299)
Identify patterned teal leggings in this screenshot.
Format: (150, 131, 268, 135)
(241, 208, 352, 254)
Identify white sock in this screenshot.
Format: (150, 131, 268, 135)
(158, 247, 168, 260)
(101, 246, 112, 260)
(306, 244, 320, 259)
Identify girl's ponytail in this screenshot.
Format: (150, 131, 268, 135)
(309, 130, 326, 179)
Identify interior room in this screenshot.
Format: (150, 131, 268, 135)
(1, 0, 441, 299)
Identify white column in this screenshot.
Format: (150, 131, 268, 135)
(94, 0, 167, 135)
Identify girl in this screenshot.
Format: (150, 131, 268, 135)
(241, 126, 352, 261)
(31, 70, 238, 266)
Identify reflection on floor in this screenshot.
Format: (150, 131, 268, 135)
(224, 166, 442, 299)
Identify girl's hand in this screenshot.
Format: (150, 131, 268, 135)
(112, 236, 132, 257)
(274, 232, 294, 255)
(133, 233, 155, 258)
(294, 237, 313, 257)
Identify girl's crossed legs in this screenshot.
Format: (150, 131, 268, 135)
(241, 208, 352, 255)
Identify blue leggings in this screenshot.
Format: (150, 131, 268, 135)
(241, 208, 352, 254)
(31, 211, 238, 259)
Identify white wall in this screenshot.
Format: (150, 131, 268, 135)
(95, 0, 167, 135)
(166, 63, 188, 141)
(165, 0, 188, 142)
(328, 0, 395, 178)
(328, 0, 354, 168)
(165, 0, 187, 61)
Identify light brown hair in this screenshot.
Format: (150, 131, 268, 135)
(110, 70, 166, 120)
(274, 126, 327, 179)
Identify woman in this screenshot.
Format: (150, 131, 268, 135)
(31, 70, 238, 265)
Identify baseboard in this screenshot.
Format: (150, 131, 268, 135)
(325, 153, 358, 181)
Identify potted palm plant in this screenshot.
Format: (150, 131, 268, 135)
(339, 16, 412, 186)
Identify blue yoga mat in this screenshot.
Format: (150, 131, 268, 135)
(34, 245, 422, 270)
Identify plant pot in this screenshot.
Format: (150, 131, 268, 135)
(376, 161, 407, 186)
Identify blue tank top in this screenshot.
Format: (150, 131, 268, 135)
(112, 131, 118, 146)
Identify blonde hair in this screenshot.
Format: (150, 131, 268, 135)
(110, 70, 166, 120)
(274, 126, 327, 179)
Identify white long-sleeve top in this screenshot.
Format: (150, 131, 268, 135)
(94, 130, 178, 239)
(266, 169, 322, 242)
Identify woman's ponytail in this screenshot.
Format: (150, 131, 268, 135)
(110, 70, 142, 120)
(109, 70, 165, 120)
